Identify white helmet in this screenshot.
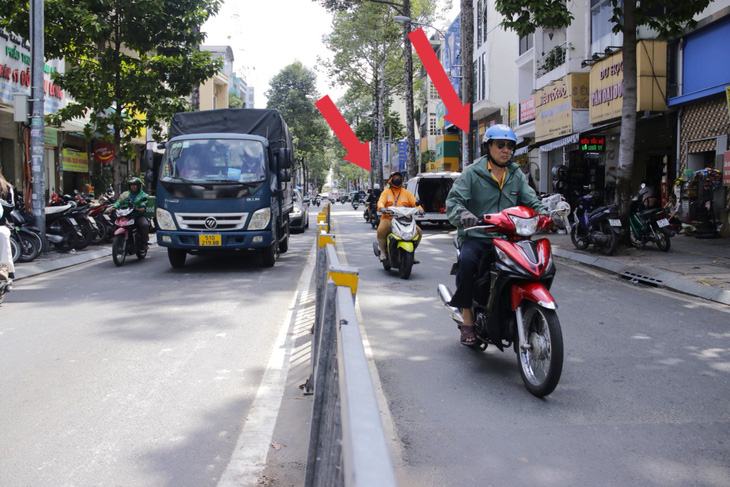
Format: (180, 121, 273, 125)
(374, 183, 380, 190)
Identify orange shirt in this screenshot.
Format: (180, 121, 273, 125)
(377, 186, 422, 219)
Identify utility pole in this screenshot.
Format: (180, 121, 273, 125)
(460, 0, 474, 169)
(402, 0, 418, 180)
(30, 0, 47, 248)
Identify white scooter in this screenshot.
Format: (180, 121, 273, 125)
(539, 193, 571, 234)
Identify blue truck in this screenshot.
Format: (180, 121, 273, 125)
(154, 108, 294, 268)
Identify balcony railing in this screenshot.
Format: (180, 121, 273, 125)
(537, 42, 569, 77)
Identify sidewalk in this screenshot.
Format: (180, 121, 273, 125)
(547, 232, 730, 306)
(10, 232, 730, 306)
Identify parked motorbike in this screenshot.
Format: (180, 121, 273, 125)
(570, 193, 622, 255)
(628, 183, 671, 251)
(49, 193, 100, 249)
(6, 212, 42, 263)
(111, 203, 148, 267)
(437, 206, 563, 397)
(539, 193, 571, 234)
(372, 206, 422, 279)
(45, 203, 85, 252)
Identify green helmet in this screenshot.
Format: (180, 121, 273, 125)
(128, 177, 143, 190)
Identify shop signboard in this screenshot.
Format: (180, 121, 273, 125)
(580, 136, 605, 152)
(520, 95, 535, 124)
(94, 141, 115, 164)
(724, 150, 730, 187)
(61, 148, 89, 173)
(509, 103, 518, 129)
(0, 29, 67, 116)
(589, 41, 667, 124)
(535, 73, 589, 143)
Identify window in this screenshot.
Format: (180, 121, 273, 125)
(477, 0, 484, 47)
(429, 116, 437, 136)
(591, 0, 623, 55)
(519, 34, 534, 56)
(480, 2, 488, 44)
(429, 81, 438, 100)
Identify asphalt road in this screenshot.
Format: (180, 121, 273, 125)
(0, 226, 315, 487)
(326, 203, 730, 487)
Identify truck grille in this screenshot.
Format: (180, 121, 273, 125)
(174, 212, 248, 231)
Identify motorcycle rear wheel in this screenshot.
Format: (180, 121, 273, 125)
(8, 235, 20, 263)
(517, 301, 563, 398)
(570, 225, 590, 250)
(600, 220, 619, 255)
(136, 240, 148, 260)
(75, 219, 93, 250)
(656, 227, 671, 252)
(112, 234, 127, 267)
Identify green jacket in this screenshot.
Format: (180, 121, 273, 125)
(446, 157, 546, 243)
(114, 189, 148, 212)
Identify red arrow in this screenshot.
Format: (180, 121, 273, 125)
(315, 95, 371, 171)
(409, 27, 471, 133)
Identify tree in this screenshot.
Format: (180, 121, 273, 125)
(0, 0, 224, 194)
(229, 92, 243, 108)
(316, 0, 438, 180)
(494, 0, 711, 219)
(265, 61, 330, 190)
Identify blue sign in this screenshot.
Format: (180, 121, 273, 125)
(397, 141, 407, 173)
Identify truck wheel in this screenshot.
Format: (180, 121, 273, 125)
(168, 248, 186, 268)
(261, 244, 277, 267)
(279, 221, 290, 253)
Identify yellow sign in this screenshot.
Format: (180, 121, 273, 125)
(535, 73, 589, 143)
(60, 148, 89, 173)
(589, 41, 667, 124)
(509, 103, 518, 129)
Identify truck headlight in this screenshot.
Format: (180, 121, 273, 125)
(248, 207, 271, 230)
(156, 208, 177, 230)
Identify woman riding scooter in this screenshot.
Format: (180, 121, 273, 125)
(376, 171, 423, 260)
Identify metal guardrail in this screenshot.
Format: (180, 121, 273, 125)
(304, 203, 397, 487)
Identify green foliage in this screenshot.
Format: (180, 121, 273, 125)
(229, 92, 243, 108)
(266, 61, 330, 159)
(1, 0, 224, 192)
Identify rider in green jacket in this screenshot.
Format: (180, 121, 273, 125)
(114, 177, 150, 247)
(445, 124, 546, 346)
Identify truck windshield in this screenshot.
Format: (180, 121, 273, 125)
(160, 139, 267, 184)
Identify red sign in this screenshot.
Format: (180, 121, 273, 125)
(723, 151, 730, 186)
(94, 142, 115, 164)
(580, 136, 605, 152)
(520, 96, 535, 124)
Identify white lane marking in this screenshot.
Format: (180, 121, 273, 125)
(217, 242, 316, 487)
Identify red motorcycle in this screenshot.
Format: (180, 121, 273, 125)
(111, 203, 148, 267)
(437, 206, 564, 397)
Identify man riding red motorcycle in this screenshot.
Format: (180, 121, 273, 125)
(113, 177, 149, 249)
(446, 124, 547, 346)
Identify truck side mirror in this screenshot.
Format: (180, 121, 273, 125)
(279, 169, 292, 183)
(276, 148, 292, 170)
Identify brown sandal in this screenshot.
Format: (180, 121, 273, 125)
(460, 325, 477, 346)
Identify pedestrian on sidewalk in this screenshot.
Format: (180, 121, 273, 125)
(0, 170, 15, 294)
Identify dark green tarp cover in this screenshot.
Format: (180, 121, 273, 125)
(169, 108, 293, 153)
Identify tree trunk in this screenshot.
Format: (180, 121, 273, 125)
(377, 61, 386, 180)
(461, 0, 475, 168)
(616, 0, 637, 224)
(403, 0, 418, 179)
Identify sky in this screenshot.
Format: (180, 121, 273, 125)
(202, 0, 459, 108)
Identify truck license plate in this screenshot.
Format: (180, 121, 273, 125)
(199, 234, 221, 246)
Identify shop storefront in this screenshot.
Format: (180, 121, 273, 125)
(668, 13, 730, 237)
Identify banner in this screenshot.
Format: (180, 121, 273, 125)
(61, 148, 89, 173)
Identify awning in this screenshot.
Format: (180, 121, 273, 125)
(539, 134, 580, 153)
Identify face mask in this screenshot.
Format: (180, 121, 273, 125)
(391, 177, 402, 187)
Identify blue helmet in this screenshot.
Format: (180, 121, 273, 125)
(483, 124, 518, 145)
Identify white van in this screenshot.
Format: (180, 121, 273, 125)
(405, 171, 460, 226)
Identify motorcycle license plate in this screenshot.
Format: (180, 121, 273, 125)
(199, 234, 221, 246)
(657, 218, 670, 228)
(609, 218, 622, 227)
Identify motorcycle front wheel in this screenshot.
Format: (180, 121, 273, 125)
(517, 301, 564, 398)
(398, 249, 414, 279)
(112, 234, 127, 267)
(570, 225, 590, 250)
(136, 238, 148, 260)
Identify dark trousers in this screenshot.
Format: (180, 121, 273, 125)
(136, 215, 149, 244)
(448, 238, 494, 309)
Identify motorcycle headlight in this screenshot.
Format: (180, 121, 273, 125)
(248, 207, 271, 230)
(509, 215, 539, 236)
(400, 227, 417, 240)
(156, 208, 177, 230)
